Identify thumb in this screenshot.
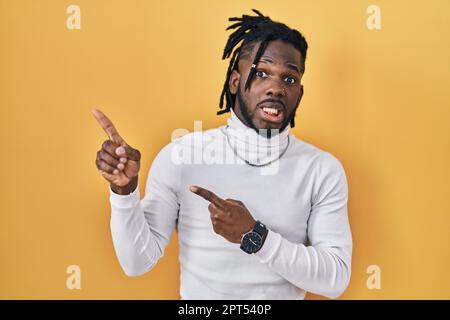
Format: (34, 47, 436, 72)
(115, 143, 141, 161)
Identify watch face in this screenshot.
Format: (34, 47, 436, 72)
(241, 232, 263, 254)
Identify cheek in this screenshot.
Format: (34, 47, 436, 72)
(240, 92, 257, 110)
(246, 89, 265, 110)
(247, 97, 258, 110)
(290, 90, 302, 106)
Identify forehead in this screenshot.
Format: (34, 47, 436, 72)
(241, 39, 302, 67)
(262, 40, 302, 63)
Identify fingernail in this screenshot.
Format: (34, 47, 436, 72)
(190, 186, 198, 192)
(120, 157, 127, 163)
(113, 169, 119, 175)
(117, 163, 124, 170)
(116, 147, 125, 155)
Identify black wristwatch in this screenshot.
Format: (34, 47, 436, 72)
(240, 220, 268, 254)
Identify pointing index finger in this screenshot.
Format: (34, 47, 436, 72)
(92, 109, 124, 144)
(190, 185, 226, 209)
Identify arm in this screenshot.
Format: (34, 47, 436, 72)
(109, 144, 181, 276)
(255, 152, 352, 299)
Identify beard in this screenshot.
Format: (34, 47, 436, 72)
(235, 86, 298, 139)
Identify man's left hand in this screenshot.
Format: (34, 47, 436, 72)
(190, 185, 256, 243)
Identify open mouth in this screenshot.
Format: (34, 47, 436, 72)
(258, 104, 285, 124)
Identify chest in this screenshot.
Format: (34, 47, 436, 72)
(178, 161, 314, 244)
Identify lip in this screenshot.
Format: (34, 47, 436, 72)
(257, 100, 285, 124)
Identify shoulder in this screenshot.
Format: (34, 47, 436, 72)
(289, 134, 347, 178)
(171, 126, 224, 146)
(153, 126, 224, 162)
(168, 126, 224, 149)
(288, 135, 349, 204)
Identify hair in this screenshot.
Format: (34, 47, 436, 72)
(217, 9, 308, 128)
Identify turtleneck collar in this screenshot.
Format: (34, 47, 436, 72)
(227, 107, 290, 145)
(221, 107, 291, 166)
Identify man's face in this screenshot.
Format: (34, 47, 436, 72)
(229, 39, 304, 135)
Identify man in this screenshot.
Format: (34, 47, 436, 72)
(93, 9, 352, 299)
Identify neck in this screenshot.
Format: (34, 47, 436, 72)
(222, 108, 290, 166)
(228, 107, 290, 145)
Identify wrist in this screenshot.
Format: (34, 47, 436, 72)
(257, 221, 269, 251)
(261, 225, 268, 244)
(110, 175, 138, 195)
(240, 220, 268, 254)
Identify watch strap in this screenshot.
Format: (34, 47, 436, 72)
(253, 220, 267, 237)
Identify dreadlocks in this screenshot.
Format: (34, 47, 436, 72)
(217, 9, 308, 128)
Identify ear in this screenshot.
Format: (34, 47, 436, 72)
(297, 85, 304, 105)
(229, 70, 240, 95)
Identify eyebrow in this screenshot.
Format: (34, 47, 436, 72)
(259, 57, 304, 74)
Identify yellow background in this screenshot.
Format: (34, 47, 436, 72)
(1, 0, 449, 299)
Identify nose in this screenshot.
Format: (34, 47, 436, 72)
(265, 78, 286, 97)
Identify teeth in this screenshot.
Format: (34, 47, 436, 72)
(262, 107, 279, 115)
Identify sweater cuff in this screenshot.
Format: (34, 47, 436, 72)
(109, 184, 140, 209)
(254, 229, 282, 263)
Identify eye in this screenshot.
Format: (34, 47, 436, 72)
(255, 70, 268, 78)
(284, 76, 296, 85)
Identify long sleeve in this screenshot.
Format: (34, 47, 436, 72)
(254, 152, 352, 299)
(109, 143, 180, 276)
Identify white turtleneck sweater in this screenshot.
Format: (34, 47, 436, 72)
(108, 109, 352, 299)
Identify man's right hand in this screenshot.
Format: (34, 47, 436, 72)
(93, 109, 141, 194)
